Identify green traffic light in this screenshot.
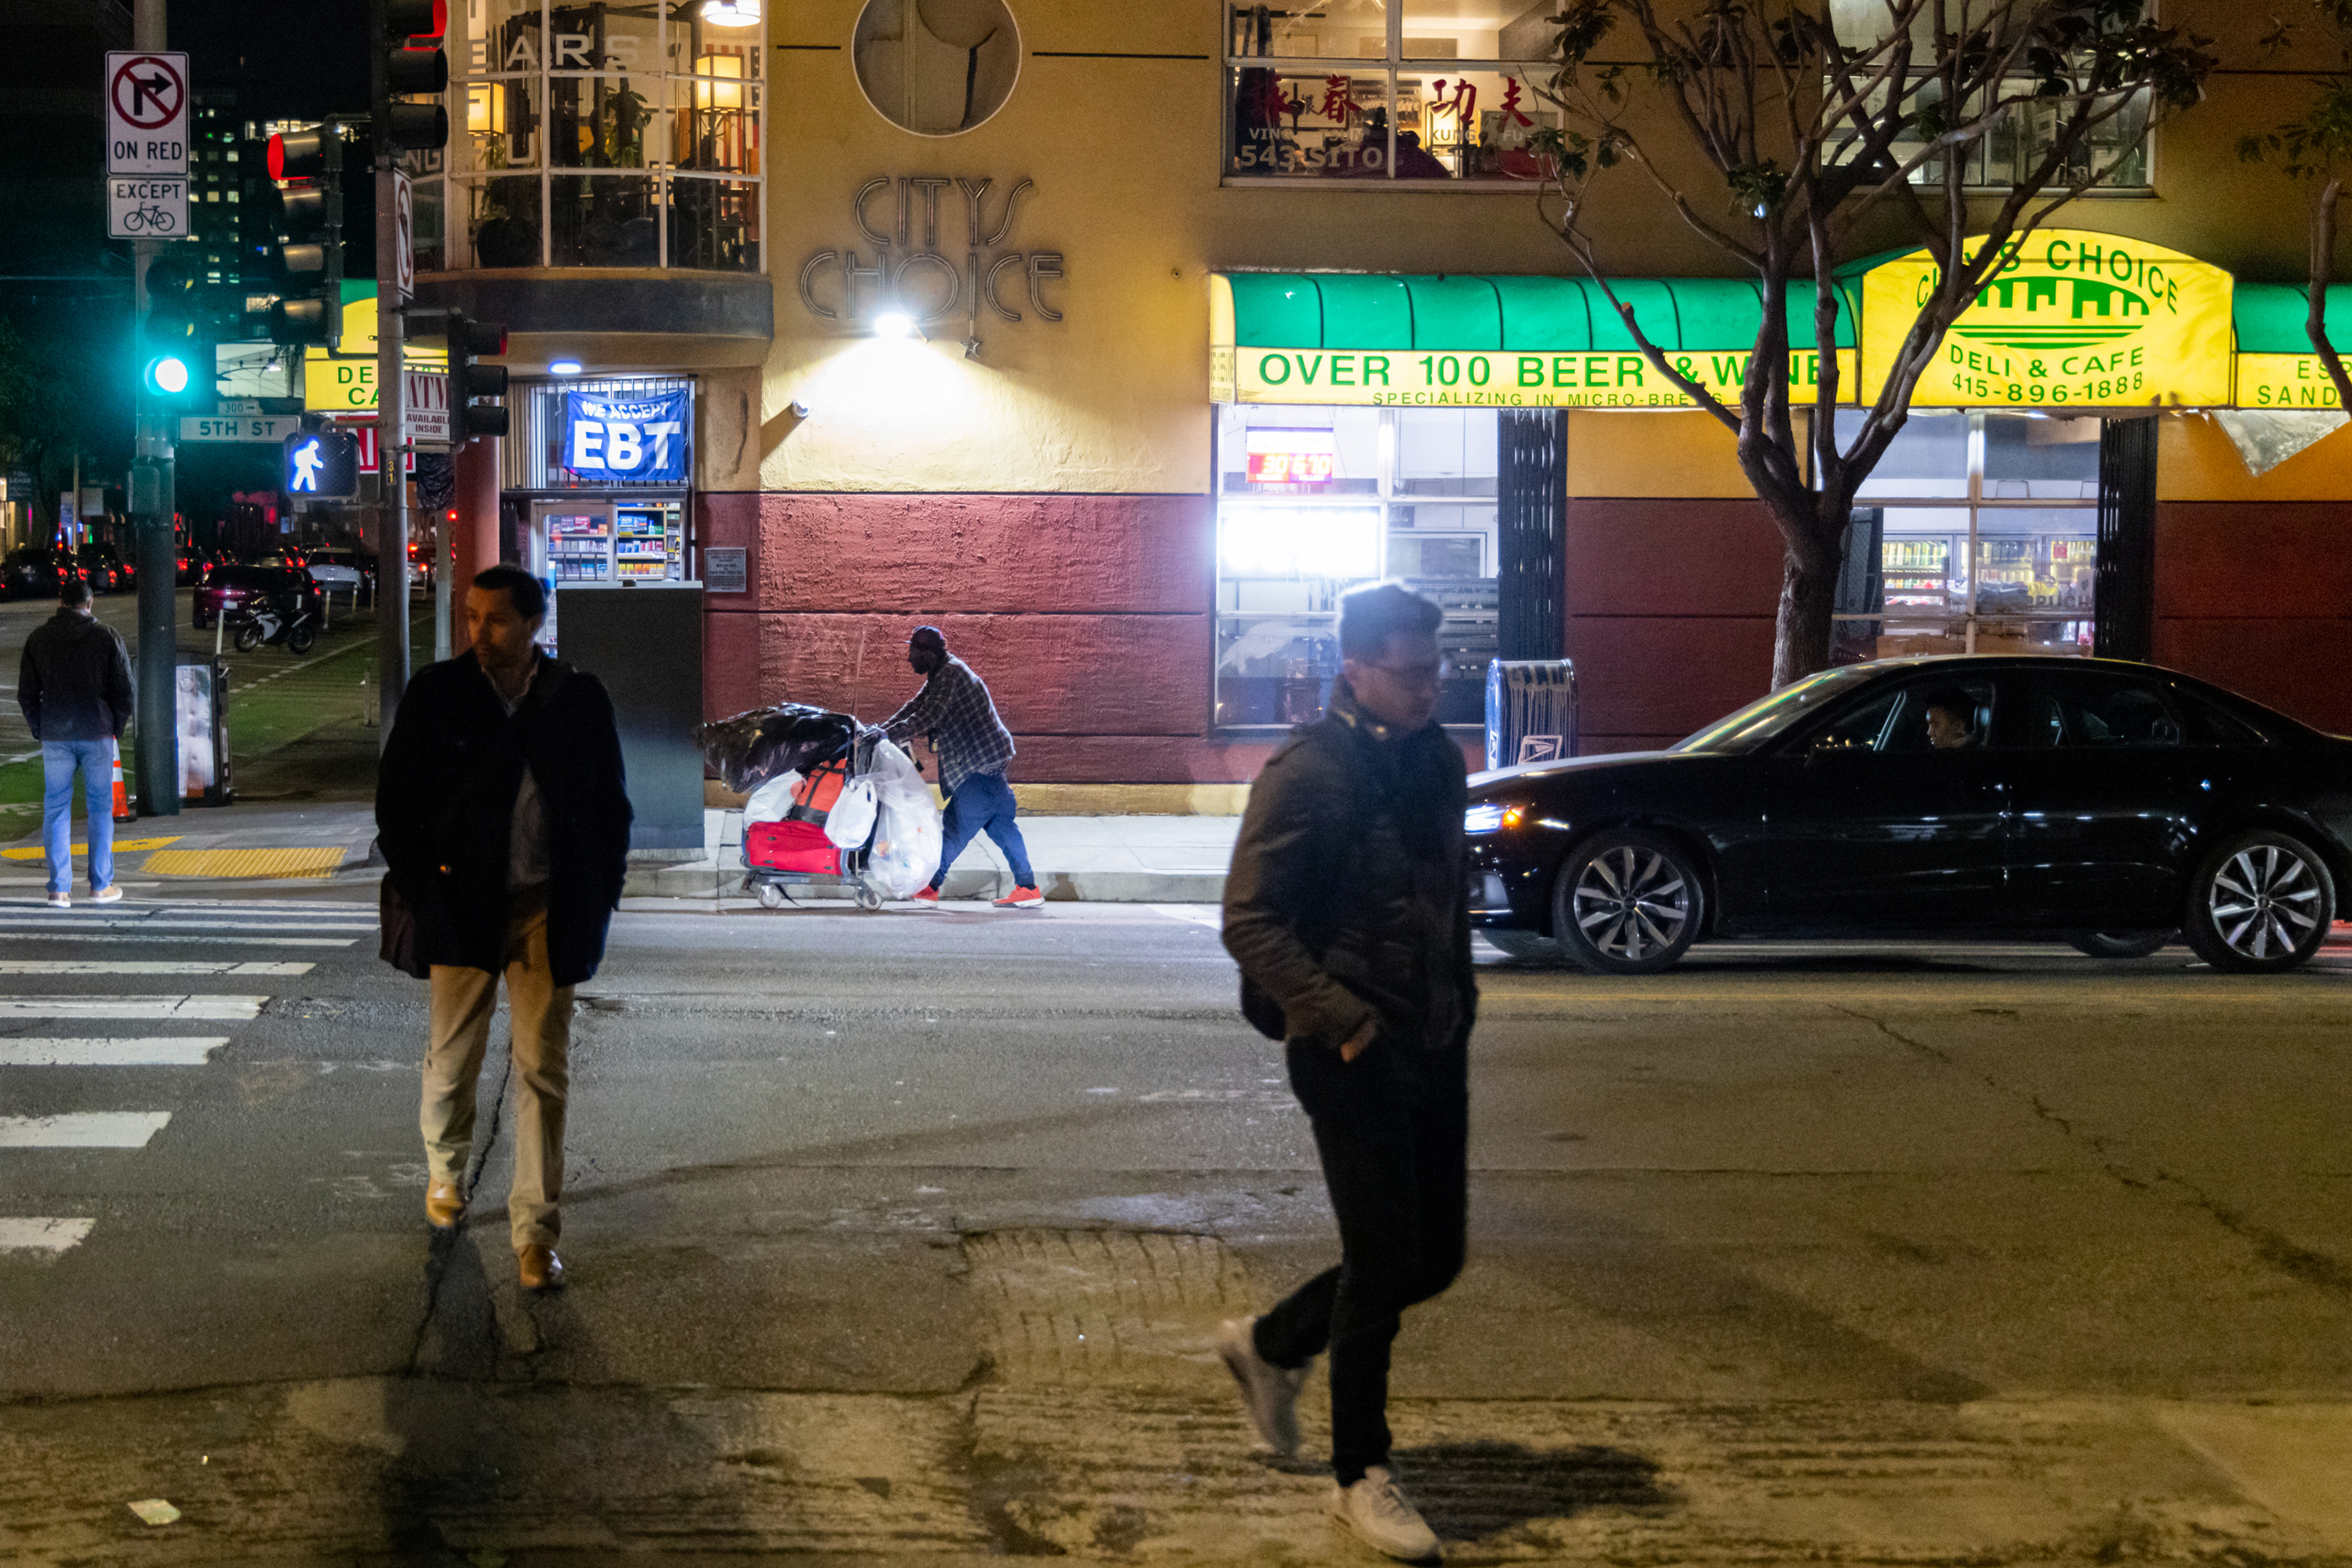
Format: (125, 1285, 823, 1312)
(143, 354, 192, 396)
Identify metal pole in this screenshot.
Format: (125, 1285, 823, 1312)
(130, 0, 180, 818)
(372, 0, 409, 739)
(434, 503, 452, 659)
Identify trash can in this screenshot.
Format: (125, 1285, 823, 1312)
(1484, 659, 1577, 771)
(176, 659, 234, 806)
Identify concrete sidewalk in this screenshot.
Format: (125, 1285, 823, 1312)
(0, 800, 1241, 903)
(638, 809, 1242, 902)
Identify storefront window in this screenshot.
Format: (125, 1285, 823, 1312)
(1225, 2, 1557, 183)
(1217, 405, 1500, 729)
(1838, 411, 2101, 659)
(428, 0, 764, 272)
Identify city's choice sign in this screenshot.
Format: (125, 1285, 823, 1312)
(1860, 230, 2234, 408)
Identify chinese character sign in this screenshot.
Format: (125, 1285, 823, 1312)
(561, 390, 689, 483)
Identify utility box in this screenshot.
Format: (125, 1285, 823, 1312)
(554, 583, 704, 852)
(176, 659, 234, 806)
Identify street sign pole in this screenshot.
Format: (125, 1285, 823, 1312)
(128, 0, 179, 818)
(372, 0, 409, 739)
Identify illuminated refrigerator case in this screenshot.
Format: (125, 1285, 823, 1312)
(543, 504, 688, 583)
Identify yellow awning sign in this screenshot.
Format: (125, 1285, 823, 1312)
(1858, 230, 2234, 409)
(2235, 354, 2347, 410)
(303, 289, 446, 413)
(1230, 347, 1858, 408)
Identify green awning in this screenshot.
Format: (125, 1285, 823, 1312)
(2234, 281, 2352, 353)
(1221, 272, 1859, 353)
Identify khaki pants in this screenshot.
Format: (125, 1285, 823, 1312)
(421, 888, 573, 1253)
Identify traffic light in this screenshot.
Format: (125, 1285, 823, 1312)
(382, 0, 451, 151)
(260, 125, 342, 348)
(448, 312, 510, 441)
(138, 249, 219, 402)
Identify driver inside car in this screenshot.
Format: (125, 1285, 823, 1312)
(1922, 688, 1981, 750)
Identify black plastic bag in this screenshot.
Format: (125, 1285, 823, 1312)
(696, 704, 858, 793)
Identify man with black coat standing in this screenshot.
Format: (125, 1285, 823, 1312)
(18, 578, 135, 909)
(1216, 580, 1474, 1563)
(376, 564, 632, 1292)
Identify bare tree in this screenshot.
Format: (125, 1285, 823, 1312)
(1529, 0, 2214, 687)
(2242, 0, 2352, 409)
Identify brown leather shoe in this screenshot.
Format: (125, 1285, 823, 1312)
(425, 1181, 465, 1231)
(518, 1245, 564, 1290)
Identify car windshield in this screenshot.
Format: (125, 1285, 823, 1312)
(1671, 666, 1886, 754)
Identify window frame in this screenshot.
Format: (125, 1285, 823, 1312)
(1221, 3, 1557, 191)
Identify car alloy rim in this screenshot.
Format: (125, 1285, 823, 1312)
(2208, 844, 2325, 960)
(1572, 844, 1690, 961)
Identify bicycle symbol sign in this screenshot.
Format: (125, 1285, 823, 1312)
(108, 176, 187, 240)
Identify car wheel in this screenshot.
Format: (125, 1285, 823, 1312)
(2183, 829, 2336, 973)
(1554, 827, 1706, 975)
(2066, 930, 2176, 959)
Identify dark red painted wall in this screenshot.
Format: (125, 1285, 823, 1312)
(1563, 498, 1783, 753)
(2154, 501, 2352, 732)
(700, 490, 1290, 782)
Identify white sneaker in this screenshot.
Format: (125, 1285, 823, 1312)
(89, 885, 122, 904)
(45, 891, 67, 909)
(1214, 1316, 1304, 1456)
(1330, 1466, 1440, 1561)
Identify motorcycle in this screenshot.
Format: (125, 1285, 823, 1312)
(233, 596, 319, 655)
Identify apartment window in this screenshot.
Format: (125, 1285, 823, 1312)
(425, 0, 764, 273)
(1225, 2, 1559, 184)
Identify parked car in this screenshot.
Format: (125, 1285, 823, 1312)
(301, 546, 374, 601)
(76, 542, 132, 593)
(1465, 656, 2352, 975)
(2, 547, 78, 601)
(176, 547, 222, 586)
(194, 563, 323, 632)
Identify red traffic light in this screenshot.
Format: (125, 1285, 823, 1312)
(388, 0, 448, 41)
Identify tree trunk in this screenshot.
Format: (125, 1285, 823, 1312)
(1771, 544, 1840, 690)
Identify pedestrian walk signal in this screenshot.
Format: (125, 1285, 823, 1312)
(284, 429, 359, 499)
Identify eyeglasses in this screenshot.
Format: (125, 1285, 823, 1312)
(1360, 659, 1449, 688)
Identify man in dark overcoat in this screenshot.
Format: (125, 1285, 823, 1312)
(376, 563, 632, 1291)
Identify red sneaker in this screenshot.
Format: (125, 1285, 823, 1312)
(993, 885, 1046, 909)
(909, 886, 940, 904)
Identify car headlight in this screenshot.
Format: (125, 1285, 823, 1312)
(1465, 803, 1520, 835)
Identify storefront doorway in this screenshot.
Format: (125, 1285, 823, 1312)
(1835, 410, 2110, 659)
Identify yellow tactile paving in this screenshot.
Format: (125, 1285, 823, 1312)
(139, 848, 351, 880)
(1, 838, 182, 861)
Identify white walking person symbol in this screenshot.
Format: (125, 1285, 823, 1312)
(290, 438, 324, 492)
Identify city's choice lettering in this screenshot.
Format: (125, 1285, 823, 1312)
(798, 176, 1064, 329)
(1236, 347, 1857, 408)
(1860, 228, 2233, 408)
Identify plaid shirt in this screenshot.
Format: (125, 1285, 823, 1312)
(881, 655, 1016, 793)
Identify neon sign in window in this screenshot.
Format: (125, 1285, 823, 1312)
(1246, 427, 1338, 486)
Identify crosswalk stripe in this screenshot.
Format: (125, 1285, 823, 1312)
(0, 919, 375, 931)
(0, 1113, 171, 1148)
(0, 1038, 229, 1066)
(0, 1218, 96, 1254)
(0, 933, 356, 947)
(0, 960, 313, 976)
(0, 996, 267, 1018)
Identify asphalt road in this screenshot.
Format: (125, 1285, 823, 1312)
(2, 898, 2350, 1562)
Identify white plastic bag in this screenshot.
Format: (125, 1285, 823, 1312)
(862, 738, 942, 898)
(743, 769, 802, 825)
(825, 775, 878, 848)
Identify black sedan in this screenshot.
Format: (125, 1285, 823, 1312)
(1467, 656, 2352, 975)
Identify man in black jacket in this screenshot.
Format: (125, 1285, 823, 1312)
(19, 579, 135, 909)
(1217, 581, 1473, 1563)
(376, 564, 632, 1291)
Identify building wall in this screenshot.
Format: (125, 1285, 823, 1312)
(691, 0, 2352, 782)
(2154, 417, 2352, 734)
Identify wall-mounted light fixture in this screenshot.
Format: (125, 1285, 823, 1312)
(549, 360, 584, 375)
(702, 0, 761, 26)
(873, 310, 917, 339)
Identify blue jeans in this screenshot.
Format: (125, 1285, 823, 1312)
(932, 768, 1034, 891)
(42, 738, 118, 897)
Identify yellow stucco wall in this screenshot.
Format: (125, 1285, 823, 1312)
(2160, 414, 2352, 502)
(754, 0, 2349, 499)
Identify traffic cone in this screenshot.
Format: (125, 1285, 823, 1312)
(111, 754, 134, 822)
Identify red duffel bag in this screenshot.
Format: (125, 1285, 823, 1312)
(743, 819, 843, 877)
